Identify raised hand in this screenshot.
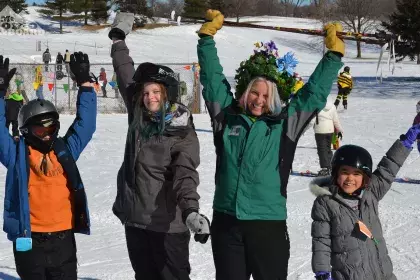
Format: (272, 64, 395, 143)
(0, 55, 16, 96)
(69, 52, 92, 86)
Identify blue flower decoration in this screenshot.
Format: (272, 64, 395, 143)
(276, 52, 299, 77)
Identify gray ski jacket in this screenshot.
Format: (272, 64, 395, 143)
(111, 40, 200, 233)
(310, 140, 410, 280)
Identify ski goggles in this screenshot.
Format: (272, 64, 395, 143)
(31, 119, 59, 138)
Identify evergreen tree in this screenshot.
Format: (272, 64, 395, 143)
(115, 0, 151, 16)
(69, 0, 93, 25)
(39, 0, 68, 34)
(208, 0, 224, 13)
(91, 0, 109, 24)
(0, 0, 28, 13)
(182, 0, 208, 18)
(382, 0, 420, 63)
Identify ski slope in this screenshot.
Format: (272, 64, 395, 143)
(1, 7, 420, 280)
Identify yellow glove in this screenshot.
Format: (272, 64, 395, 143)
(198, 9, 224, 37)
(324, 22, 345, 56)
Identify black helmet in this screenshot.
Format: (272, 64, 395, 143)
(331, 145, 373, 178)
(18, 99, 59, 129)
(18, 99, 60, 153)
(344, 66, 350, 72)
(133, 62, 179, 102)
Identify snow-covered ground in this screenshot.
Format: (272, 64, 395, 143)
(1, 7, 420, 280)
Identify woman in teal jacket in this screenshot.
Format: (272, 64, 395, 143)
(197, 10, 345, 280)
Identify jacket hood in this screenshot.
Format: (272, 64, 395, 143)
(323, 100, 334, 111)
(309, 176, 334, 197)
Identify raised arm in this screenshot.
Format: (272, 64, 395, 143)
(197, 10, 234, 120)
(0, 56, 17, 168)
(369, 125, 419, 201)
(64, 52, 97, 161)
(108, 12, 136, 122)
(285, 23, 344, 143)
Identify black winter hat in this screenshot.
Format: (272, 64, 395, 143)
(133, 62, 179, 102)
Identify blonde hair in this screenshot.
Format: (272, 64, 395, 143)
(239, 77, 283, 116)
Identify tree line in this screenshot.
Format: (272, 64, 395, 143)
(2, 0, 419, 62)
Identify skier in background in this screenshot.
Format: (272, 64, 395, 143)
(99, 67, 107, 97)
(42, 48, 51, 72)
(334, 66, 353, 109)
(64, 49, 71, 74)
(56, 52, 64, 72)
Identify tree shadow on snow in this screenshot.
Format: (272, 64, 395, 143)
(35, 16, 83, 34)
(352, 76, 420, 100)
(0, 272, 19, 280)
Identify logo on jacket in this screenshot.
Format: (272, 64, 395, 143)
(228, 125, 241, 136)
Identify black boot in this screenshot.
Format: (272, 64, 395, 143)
(317, 168, 331, 176)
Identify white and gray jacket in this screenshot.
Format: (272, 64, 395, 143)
(310, 140, 410, 280)
(311, 101, 343, 134)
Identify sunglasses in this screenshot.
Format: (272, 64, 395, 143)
(31, 120, 59, 138)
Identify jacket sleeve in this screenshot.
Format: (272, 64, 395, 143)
(311, 197, 332, 273)
(197, 36, 234, 121)
(286, 52, 343, 143)
(369, 140, 411, 201)
(0, 97, 16, 168)
(332, 107, 343, 132)
(111, 40, 136, 122)
(170, 128, 200, 213)
(64, 86, 97, 161)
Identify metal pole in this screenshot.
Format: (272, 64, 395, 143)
(54, 64, 57, 108)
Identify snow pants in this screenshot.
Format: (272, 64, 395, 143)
(211, 211, 290, 280)
(334, 86, 351, 108)
(13, 229, 77, 280)
(315, 133, 333, 168)
(125, 226, 191, 280)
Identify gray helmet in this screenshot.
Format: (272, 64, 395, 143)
(18, 99, 59, 129)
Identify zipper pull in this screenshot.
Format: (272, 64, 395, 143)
(371, 237, 379, 245)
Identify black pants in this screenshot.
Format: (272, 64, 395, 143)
(13, 230, 77, 280)
(125, 226, 191, 280)
(6, 119, 19, 137)
(211, 211, 290, 280)
(315, 133, 333, 168)
(101, 82, 107, 97)
(334, 87, 351, 107)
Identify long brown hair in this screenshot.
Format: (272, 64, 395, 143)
(129, 82, 169, 140)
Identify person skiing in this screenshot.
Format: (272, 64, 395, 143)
(42, 48, 51, 72)
(109, 12, 209, 280)
(5, 88, 24, 141)
(64, 49, 71, 73)
(56, 52, 64, 72)
(310, 124, 420, 280)
(334, 66, 353, 109)
(196, 9, 344, 280)
(308, 99, 344, 176)
(99, 67, 107, 97)
(0, 53, 97, 280)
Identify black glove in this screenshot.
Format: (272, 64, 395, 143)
(0, 55, 16, 97)
(69, 52, 92, 86)
(337, 132, 343, 140)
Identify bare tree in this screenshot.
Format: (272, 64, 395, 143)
(280, 0, 305, 17)
(335, 0, 382, 58)
(224, 0, 255, 22)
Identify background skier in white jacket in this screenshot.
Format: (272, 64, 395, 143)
(308, 100, 344, 176)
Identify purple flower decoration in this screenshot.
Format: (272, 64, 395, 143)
(276, 52, 299, 77)
(265, 40, 278, 52)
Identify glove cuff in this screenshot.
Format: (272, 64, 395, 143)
(182, 208, 198, 224)
(108, 28, 126, 40)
